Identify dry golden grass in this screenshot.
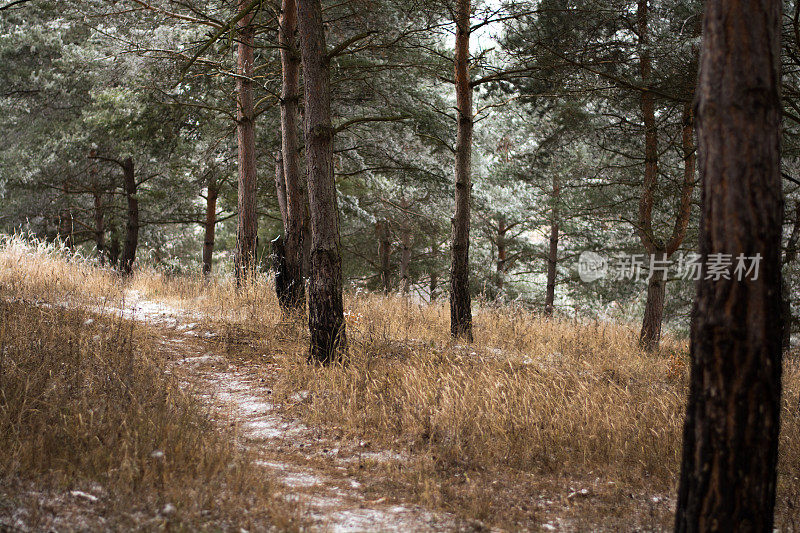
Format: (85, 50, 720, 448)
(2, 234, 800, 530)
(0, 238, 301, 531)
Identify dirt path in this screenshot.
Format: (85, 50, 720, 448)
(115, 292, 471, 533)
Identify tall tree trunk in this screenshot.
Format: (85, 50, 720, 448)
(674, 0, 783, 529)
(376, 219, 391, 293)
(298, 0, 346, 364)
(639, 102, 697, 350)
(120, 157, 138, 275)
(496, 216, 506, 294)
(637, 1, 699, 351)
(279, 0, 306, 311)
(450, 0, 473, 342)
(635, 0, 662, 349)
(544, 173, 560, 317)
(234, 0, 258, 284)
(203, 176, 219, 276)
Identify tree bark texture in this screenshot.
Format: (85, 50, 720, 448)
(120, 157, 138, 275)
(450, 0, 474, 342)
(279, 0, 306, 310)
(234, 0, 258, 284)
(298, 0, 346, 363)
(674, 0, 783, 529)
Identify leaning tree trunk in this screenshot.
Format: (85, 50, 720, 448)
(674, 0, 783, 529)
(234, 0, 258, 285)
(202, 176, 219, 276)
(120, 157, 139, 275)
(544, 173, 560, 317)
(279, 0, 306, 311)
(450, 0, 474, 342)
(298, 0, 346, 364)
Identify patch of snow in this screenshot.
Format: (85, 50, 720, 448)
(69, 490, 98, 503)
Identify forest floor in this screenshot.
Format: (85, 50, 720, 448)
(2, 238, 800, 531)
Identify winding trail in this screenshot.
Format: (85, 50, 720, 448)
(112, 291, 468, 533)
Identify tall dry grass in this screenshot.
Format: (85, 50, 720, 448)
(0, 236, 300, 531)
(2, 234, 800, 529)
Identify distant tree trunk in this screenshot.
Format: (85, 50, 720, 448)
(298, 0, 346, 363)
(234, 0, 258, 284)
(450, 0, 473, 342)
(92, 191, 105, 264)
(202, 176, 219, 276)
(544, 173, 560, 317)
(496, 216, 506, 294)
(58, 210, 75, 250)
(782, 202, 800, 351)
(400, 197, 412, 295)
(279, 0, 306, 311)
(635, 0, 661, 349)
(674, 0, 783, 529)
(430, 242, 439, 301)
(120, 157, 138, 275)
(109, 233, 120, 267)
(376, 219, 391, 293)
(637, 4, 698, 351)
(88, 150, 105, 265)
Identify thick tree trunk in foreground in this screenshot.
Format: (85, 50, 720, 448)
(202, 176, 219, 276)
(450, 0, 473, 342)
(544, 174, 560, 317)
(376, 219, 391, 293)
(234, 0, 258, 284)
(298, 0, 346, 363)
(279, 0, 306, 311)
(674, 0, 783, 529)
(120, 157, 138, 275)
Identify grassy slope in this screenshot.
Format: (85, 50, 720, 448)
(1, 235, 799, 530)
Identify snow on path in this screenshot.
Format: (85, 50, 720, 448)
(109, 290, 464, 533)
